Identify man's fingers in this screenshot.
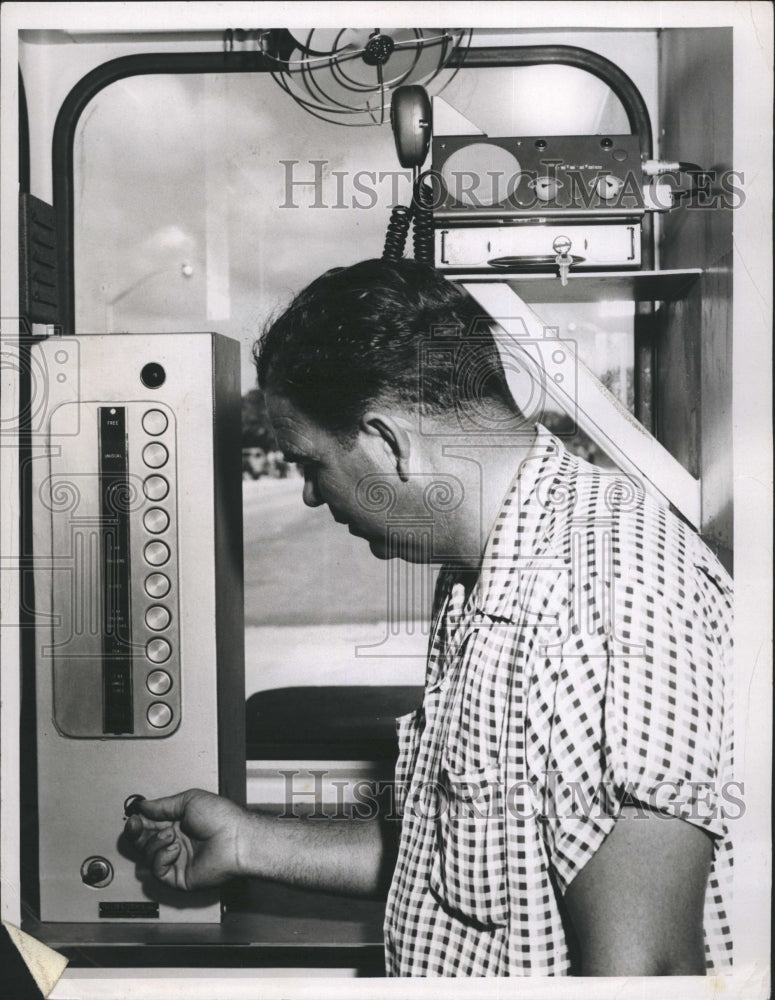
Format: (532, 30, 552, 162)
(151, 840, 182, 881)
(123, 813, 172, 846)
(135, 789, 200, 822)
(142, 826, 177, 858)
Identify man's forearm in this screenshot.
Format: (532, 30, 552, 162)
(236, 810, 398, 898)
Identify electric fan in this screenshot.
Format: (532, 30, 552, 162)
(263, 28, 471, 126)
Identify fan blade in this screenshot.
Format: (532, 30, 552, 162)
(288, 28, 371, 57)
(337, 28, 379, 51)
(337, 28, 442, 53)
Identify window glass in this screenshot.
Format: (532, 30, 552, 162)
(74, 66, 635, 695)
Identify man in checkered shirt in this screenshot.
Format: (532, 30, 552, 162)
(126, 259, 734, 976)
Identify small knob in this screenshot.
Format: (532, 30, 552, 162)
(595, 174, 624, 201)
(123, 794, 146, 817)
(81, 856, 113, 887)
(534, 176, 560, 202)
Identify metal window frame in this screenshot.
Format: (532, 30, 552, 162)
(51, 43, 654, 335)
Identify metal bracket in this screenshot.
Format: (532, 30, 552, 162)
(462, 281, 702, 528)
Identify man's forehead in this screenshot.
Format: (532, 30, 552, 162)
(266, 392, 304, 429)
(266, 393, 322, 454)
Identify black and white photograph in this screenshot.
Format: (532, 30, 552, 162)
(0, 3, 771, 997)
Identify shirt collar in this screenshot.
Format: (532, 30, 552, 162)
(465, 423, 568, 622)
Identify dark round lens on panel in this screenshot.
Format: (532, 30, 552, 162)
(141, 363, 166, 389)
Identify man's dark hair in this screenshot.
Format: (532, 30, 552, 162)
(254, 258, 518, 439)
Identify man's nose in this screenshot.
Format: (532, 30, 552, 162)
(302, 475, 323, 508)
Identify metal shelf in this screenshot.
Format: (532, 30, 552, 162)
(450, 268, 702, 304)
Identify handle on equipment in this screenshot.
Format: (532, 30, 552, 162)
(390, 86, 432, 169)
(382, 87, 435, 263)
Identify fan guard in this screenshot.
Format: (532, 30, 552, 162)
(264, 28, 471, 126)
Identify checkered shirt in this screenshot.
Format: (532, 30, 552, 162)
(384, 425, 733, 976)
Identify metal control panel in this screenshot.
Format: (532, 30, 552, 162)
(47, 401, 182, 738)
(429, 133, 648, 278)
(30, 333, 245, 924)
(432, 134, 645, 219)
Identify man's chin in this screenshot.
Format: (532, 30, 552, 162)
(367, 536, 429, 563)
(367, 536, 392, 560)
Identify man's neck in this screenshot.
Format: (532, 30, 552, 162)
(429, 426, 539, 569)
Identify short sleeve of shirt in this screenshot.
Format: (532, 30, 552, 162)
(524, 497, 733, 895)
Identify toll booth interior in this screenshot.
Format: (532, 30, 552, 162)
(14, 23, 733, 975)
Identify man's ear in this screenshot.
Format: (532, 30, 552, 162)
(360, 410, 413, 483)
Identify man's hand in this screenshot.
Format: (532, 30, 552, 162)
(125, 787, 396, 898)
(123, 789, 251, 891)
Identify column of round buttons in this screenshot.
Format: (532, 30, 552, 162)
(141, 409, 174, 730)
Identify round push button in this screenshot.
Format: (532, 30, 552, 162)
(144, 573, 170, 598)
(145, 605, 171, 631)
(81, 856, 114, 888)
(143, 442, 168, 469)
(142, 409, 168, 435)
(143, 507, 169, 534)
(146, 637, 171, 663)
(147, 702, 173, 729)
(146, 670, 172, 695)
(144, 541, 170, 566)
(613, 148, 628, 162)
(143, 476, 169, 501)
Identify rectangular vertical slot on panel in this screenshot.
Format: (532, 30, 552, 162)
(99, 406, 134, 734)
